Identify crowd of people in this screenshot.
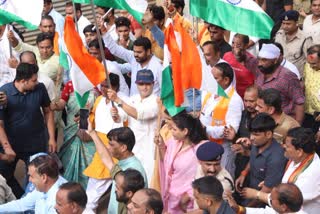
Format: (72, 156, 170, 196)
(0, 0, 320, 213)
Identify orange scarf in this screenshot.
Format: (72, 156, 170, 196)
(202, 88, 235, 144)
(285, 153, 314, 183)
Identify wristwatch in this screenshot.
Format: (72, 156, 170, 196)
(117, 99, 123, 108)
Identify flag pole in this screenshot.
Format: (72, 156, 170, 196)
(72, 1, 79, 33)
(7, 25, 13, 57)
(191, 16, 200, 117)
(88, 1, 113, 97)
(89, 1, 111, 87)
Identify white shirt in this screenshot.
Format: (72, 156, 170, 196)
(281, 58, 301, 80)
(0, 176, 67, 213)
(246, 206, 306, 214)
(38, 73, 56, 101)
(128, 94, 159, 184)
(103, 32, 163, 96)
(49, 8, 65, 37)
(303, 15, 320, 44)
(282, 154, 320, 213)
(95, 96, 127, 134)
(0, 26, 20, 87)
(105, 60, 130, 96)
(77, 15, 91, 45)
(200, 85, 243, 139)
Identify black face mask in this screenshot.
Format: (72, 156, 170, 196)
(258, 64, 276, 74)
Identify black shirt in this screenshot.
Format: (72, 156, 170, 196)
(218, 40, 232, 58)
(0, 82, 50, 152)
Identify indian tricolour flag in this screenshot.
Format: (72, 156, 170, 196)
(0, 0, 43, 30)
(161, 18, 202, 116)
(73, 0, 147, 25)
(189, 0, 274, 39)
(64, 16, 106, 108)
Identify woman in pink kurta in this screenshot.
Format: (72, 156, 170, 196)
(158, 113, 208, 214)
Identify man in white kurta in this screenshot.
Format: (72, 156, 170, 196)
(0, 25, 20, 87)
(200, 63, 243, 178)
(107, 69, 159, 185)
(282, 127, 320, 213)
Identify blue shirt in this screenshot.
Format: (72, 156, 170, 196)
(0, 176, 67, 213)
(249, 139, 287, 189)
(108, 156, 147, 214)
(0, 82, 50, 152)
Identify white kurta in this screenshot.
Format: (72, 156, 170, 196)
(282, 154, 320, 214)
(128, 94, 159, 184)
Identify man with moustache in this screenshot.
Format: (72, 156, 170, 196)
(223, 86, 259, 203)
(281, 127, 320, 213)
(195, 142, 234, 193)
(223, 34, 257, 98)
(255, 43, 305, 124)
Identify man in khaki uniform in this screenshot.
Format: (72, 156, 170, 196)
(195, 142, 234, 193)
(275, 10, 313, 76)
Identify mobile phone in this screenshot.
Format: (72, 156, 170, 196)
(79, 109, 89, 130)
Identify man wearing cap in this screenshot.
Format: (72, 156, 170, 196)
(275, 10, 313, 75)
(195, 142, 234, 194)
(255, 43, 305, 124)
(107, 69, 159, 185)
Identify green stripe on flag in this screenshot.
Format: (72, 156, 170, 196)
(0, 10, 38, 30)
(161, 66, 185, 116)
(217, 84, 228, 98)
(94, 0, 145, 25)
(73, 0, 90, 3)
(189, 0, 274, 39)
(75, 91, 90, 108)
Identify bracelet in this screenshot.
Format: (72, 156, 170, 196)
(241, 169, 249, 177)
(256, 191, 261, 200)
(237, 205, 246, 214)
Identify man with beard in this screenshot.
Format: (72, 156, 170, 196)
(223, 34, 257, 98)
(255, 43, 305, 124)
(102, 30, 162, 96)
(114, 169, 145, 214)
(235, 113, 287, 207)
(195, 142, 234, 193)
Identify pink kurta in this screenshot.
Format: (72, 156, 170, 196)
(160, 138, 205, 214)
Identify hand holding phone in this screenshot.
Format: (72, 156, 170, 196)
(79, 109, 89, 130)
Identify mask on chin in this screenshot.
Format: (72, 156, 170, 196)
(258, 64, 276, 74)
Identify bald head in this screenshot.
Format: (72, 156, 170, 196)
(276, 183, 303, 212)
(20, 51, 37, 65)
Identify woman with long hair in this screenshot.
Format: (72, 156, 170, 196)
(156, 113, 208, 213)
